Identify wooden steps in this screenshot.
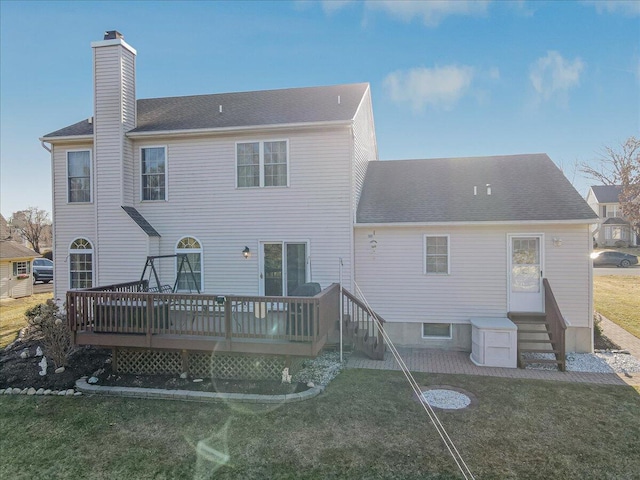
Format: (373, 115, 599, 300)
(508, 311, 565, 371)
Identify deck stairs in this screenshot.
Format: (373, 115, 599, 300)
(508, 311, 565, 371)
(327, 288, 385, 360)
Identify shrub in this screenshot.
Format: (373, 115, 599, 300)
(26, 299, 71, 368)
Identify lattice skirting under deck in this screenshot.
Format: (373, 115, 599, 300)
(113, 348, 305, 380)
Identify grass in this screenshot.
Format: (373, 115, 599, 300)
(593, 275, 640, 339)
(0, 293, 53, 348)
(1, 369, 639, 479)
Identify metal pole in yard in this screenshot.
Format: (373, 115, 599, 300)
(339, 257, 343, 363)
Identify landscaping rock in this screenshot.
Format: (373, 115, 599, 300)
(57, 391, 66, 396)
(3, 389, 12, 395)
(43, 389, 52, 395)
(88, 377, 99, 384)
(20, 388, 27, 394)
(36, 347, 43, 357)
(193, 378, 203, 383)
(55, 366, 65, 374)
(38, 357, 48, 376)
(180, 372, 188, 379)
(27, 387, 37, 395)
(36, 388, 45, 395)
(65, 389, 75, 396)
(20, 350, 29, 359)
(74, 392, 82, 396)
(0, 389, 4, 395)
(12, 388, 22, 394)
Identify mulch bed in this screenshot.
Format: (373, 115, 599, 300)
(0, 334, 307, 395)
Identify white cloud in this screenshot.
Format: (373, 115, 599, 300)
(529, 51, 585, 103)
(583, 0, 640, 16)
(384, 65, 475, 111)
(320, 0, 354, 14)
(365, 0, 491, 27)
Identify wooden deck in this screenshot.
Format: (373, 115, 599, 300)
(67, 282, 340, 357)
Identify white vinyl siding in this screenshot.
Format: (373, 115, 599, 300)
(236, 140, 288, 188)
(131, 126, 354, 294)
(67, 150, 92, 203)
(355, 224, 592, 343)
(351, 88, 378, 212)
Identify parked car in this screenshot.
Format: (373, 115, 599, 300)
(591, 250, 639, 268)
(32, 258, 54, 283)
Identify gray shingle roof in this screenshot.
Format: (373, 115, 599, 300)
(602, 217, 629, 225)
(356, 154, 599, 224)
(0, 240, 39, 260)
(122, 207, 160, 237)
(590, 185, 623, 204)
(43, 83, 369, 138)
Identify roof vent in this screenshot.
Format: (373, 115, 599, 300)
(338, 95, 341, 105)
(473, 186, 477, 196)
(88, 116, 93, 124)
(486, 184, 492, 195)
(219, 105, 222, 113)
(103, 30, 124, 40)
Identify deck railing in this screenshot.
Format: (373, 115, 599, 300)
(543, 278, 567, 371)
(341, 288, 385, 359)
(66, 282, 340, 356)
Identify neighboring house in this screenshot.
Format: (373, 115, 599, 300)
(40, 31, 598, 361)
(586, 185, 639, 247)
(0, 214, 22, 244)
(0, 240, 38, 299)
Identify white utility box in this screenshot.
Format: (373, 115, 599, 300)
(470, 317, 518, 368)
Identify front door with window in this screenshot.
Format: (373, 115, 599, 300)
(508, 235, 544, 312)
(260, 242, 308, 296)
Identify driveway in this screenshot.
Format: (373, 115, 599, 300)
(593, 266, 640, 276)
(33, 282, 53, 294)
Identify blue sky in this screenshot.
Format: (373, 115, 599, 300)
(1, 0, 638, 219)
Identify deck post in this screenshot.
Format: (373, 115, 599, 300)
(224, 297, 232, 345)
(112, 348, 118, 372)
(181, 349, 189, 375)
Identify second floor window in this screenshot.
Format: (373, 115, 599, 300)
(142, 147, 166, 200)
(425, 235, 450, 274)
(67, 150, 91, 203)
(236, 140, 288, 188)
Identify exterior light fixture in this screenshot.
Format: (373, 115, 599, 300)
(553, 237, 562, 247)
(243, 246, 251, 259)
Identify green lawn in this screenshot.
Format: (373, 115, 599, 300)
(0, 293, 53, 348)
(1, 369, 639, 479)
(593, 275, 640, 339)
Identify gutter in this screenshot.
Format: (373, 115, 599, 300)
(354, 218, 599, 228)
(125, 119, 352, 139)
(39, 135, 93, 143)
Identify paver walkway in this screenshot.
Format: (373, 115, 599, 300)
(347, 347, 639, 386)
(597, 313, 640, 359)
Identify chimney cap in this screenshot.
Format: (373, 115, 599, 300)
(103, 30, 124, 40)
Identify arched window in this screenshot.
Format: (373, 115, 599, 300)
(176, 236, 202, 292)
(69, 238, 93, 289)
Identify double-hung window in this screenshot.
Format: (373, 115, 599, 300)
(424, 235, 449, 274)
(67, 150, 91, 203)
(141, 147, 166, 201)
(236, 140, 288, 188)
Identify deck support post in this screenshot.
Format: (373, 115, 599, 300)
(181, 349, 189, 375)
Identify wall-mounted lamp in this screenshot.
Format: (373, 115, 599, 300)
(553, 237, 563, 247)
(243, 246, 251, 259)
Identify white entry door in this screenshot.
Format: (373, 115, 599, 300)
(508, 235, 544, 312)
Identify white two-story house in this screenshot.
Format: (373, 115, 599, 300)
(586, 185, 639, 247)
(41, 32, 598, 369)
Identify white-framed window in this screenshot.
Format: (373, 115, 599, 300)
(605, 225, 628, 241)
(176, 236, 202, 292)
(69, 238, 93, 289)
(12, 261, 30, 276)
(67, 150, 92, 203)
(424, 235, 449, 274)
(422, 323, 452, 339)
(141, 146, 167, 201)
(236, 140, 288, 188)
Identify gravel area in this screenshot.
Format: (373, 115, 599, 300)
(523, 351, 640, 373)
(292, 351, 347, 387)
(421, 389, 471, 410)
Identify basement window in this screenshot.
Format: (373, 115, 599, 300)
(422, 323, 452, 339)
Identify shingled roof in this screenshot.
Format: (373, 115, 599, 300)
(589, 185, 623, 204)
(356, 154, 599, 224)
(43, 83, 369, 138)
(0, 240, 39, 260)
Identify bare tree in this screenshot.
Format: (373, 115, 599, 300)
(580, 136, 640, 239)
(9, 207, 51, 254)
